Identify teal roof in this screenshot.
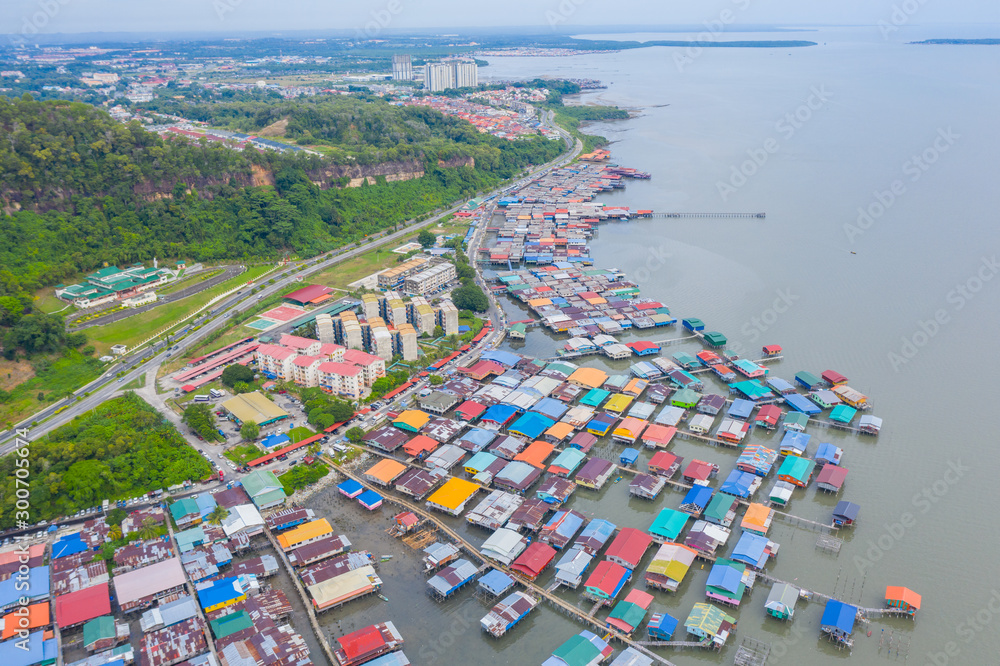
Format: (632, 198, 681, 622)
(175, 525, 206, 553)
(777, 456, 816, 482)
(170, 497, 199, 520)
(649, 508, 689, 541)
(671, 389, 700, 407)
(242, 469, 282, 498)
(210, 610, 252, 639)
(581, 388, 610, 407)
(608, 600, 647, 630)
(829, 405, 857, 423)
(704, 493, 738, 522)
(83, 616, 115, 646)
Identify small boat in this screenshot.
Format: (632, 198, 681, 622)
(378, 594, 389, 602)
(380, 555, 393, 562)
(613, 476, 622, 484)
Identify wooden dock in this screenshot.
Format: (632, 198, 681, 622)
(650, 212, 766, 219)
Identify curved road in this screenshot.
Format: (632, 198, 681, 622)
(0, 122, 581, 453)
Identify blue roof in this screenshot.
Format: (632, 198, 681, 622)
(262, 433, 291, 448)
(531, 397, 568, 420)
(480, 350, 521, 367)
(766, 377, 795, 393)
(543, 510, 586, 540)
(0, 631, 57, 666)
(357, 490, 383, 507)
(728, 399, 754, 419)
(731, 531, 769, 565)
(0, 567, 49, 607)
(707, 563, 744, 594)
(458, 325, 471, 333)
(466, 451, 499, 473)
(198, 577, 244, 610)
(508, 412, 556, 439)
(648, 612, 679, 638)
(833, 501, 860, 520)
(52, 533, 88, 559)
(822, 599, 858, 634)
(681, 485, 714, 509)
(576, 519, 616, 547)
(337, 479, 363, 495)
(195, 493, 218, 518)
(460, 428, 497, 450)
(815, 443, 842, 464)
(620, 448, 640, 465)
(478, 569, 515, 596)
(780, 431, 811, 454)
(481, 404, 519, 425)
(784, 393, 822, 415)
(720, 470, 755, 498)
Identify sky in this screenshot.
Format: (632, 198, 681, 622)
(3, 0, 998, 38)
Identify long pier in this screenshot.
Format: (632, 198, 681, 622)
(650, 212, 765, 219)
(320, 455, 680, 666)
(753, 572, 910, 621)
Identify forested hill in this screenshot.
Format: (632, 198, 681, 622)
(0, 96, 562, 299)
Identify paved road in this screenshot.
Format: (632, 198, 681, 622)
(68, 265, 245, 331)
(0, 128, 580, 453)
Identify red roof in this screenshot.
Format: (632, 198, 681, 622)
(283, 284, 333, 305)
(455, 400, 487, 419)
(339, 626, 384, 660)
(510, 542, 557, 578)
(684, 460, 715, 480)
(816, 465, 849, 489)
(56, 583, 111, 628)
(649, 450, 680, 472)
(632, 302, 663, 311)
(755, 405, 782, 424)
(626, 341, 660, 352)
(605, 528, 652, 568)
(822, 370, 848, 384)
(585, 560, 629, 594)
(763, 345, 783, 354)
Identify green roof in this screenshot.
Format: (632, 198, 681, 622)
(829, 405, 857, 423)
(88, 266, 122, 279)
(175, 525, 206, 553)
(703, 331, 728, 346)
(242, 469, 282, 499)
(777, 456, 816, 481)
(686, 602, 735, 636)
(551, 635, 601, 666)
(672, 389, 700, 407)
(170, 497, 199, 520)
(649, 508, 689, 541)
(608, 600, 647, 630)
(83, 616, 115, 646)
(210, 610, 252, 639)
(784, 412, 810, 427)
(705, 493, 738, 522)
(510, 323, 527, 334)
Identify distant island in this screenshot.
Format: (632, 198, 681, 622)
(909, 38, 1000, 45)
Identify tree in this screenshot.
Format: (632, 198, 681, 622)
(433, 325, 444, 338)
(345, 427, 365, 443)
(206, 505, 230, 526)
(233, 381, 254, 394)
(240, 422, 260, 441)
(221, 364, 255, 387)
(183, 403, 219, 441)
(329, 400, 354, 422)
(138, 516, 161, 540)
(451, 283, 489, 312)
(429, 375, 444, 386)
(108, 525, 123, 541)
(417, 229, 437, 248)
(105, 508, 127, 527)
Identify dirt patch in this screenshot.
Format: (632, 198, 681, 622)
(257, 117, 289, 137)
(0, 359, 35, 391)
(251, 164, 275, 187)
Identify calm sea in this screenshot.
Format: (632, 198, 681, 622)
(316, 26, 1000, 665)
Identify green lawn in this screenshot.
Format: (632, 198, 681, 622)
(313, 233, 420, 290)
(279, 464, 329, 495)
(157, 267, 225, 296)
(86, 264, 274, 355)
(34, 290, 73, 315)
(120, 373, 145, 391)
(225, 443, 263, 466)
(0, 349, 103, 429)
(287, 426, 316, 444)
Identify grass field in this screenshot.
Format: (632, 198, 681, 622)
(225, 443, 263, 466)
(287, 426, 316, 444)
(312, 236, 420, 290)
(0, 349, 103, 429)
(34, 289, 74, 315)
(86, 264, 274, 355)
(157, 267, 225, 297)
(120, 373, 145, 391)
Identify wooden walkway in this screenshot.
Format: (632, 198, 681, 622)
(320, 455, 680, 666)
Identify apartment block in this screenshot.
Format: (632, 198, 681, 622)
(437, 299, 460, 337)
(408, 297, 436, 336)
(404, 262, 457, 295)
(377, 256, 430, 290)
(361, 294, 381, 322)
(318, 362, 364, 400)
(338, 311, 364, 350)
(343, 349, 387, 386)
(393, 323, 419, 362)
(315, 313, 337, 344)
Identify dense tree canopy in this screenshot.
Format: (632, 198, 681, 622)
(0, 393, 211, 528)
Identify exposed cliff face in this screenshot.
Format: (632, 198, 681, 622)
(2, 156, 477, 212)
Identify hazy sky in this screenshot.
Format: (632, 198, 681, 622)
(4, 0, 998, 37)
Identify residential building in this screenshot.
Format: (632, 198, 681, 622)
(393, 323, 419, 361)
(318, 362, 365, 400)
(344, 348, 387, 384)
(424, 59, 477, 92)
(392, 54, 413, 80)
(384, 298, 407, 327)
(292, 355, 322, 387)
(377, 256, 430, 289)
(255, 343, 298, 381)
(242, 470, 286, 510)
(404, 262, 456, 295)
(316, 313, 337, 344)
(338, 311, 364, 350)
(408, 297, 436, 335)
(437, 299, 459, 336)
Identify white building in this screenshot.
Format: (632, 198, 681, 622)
(392, 54, 414, 81)
(343, 349, 387, 386)
(404, 262, 457, 295)
(318, 362, 365, 400)
(437, 300, 459, 337)
(424, 60, 478, 92)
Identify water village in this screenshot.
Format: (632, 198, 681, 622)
(281, 155, 916, 664)
(2, 152, 919, 666)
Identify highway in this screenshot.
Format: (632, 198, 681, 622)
(0, 116, 580, 454)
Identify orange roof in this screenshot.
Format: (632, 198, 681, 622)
(545, 422, 575, 441)
(885, 586, 922, 609)
(364, 458, 408, 484)
(1, 602, 49, 639)
(741, 503, 773, 532)
(276, 518, 334, 550)
(403, 435, 439, 457)
(568, 367, 609, 389)
(514, 440, 556, 469)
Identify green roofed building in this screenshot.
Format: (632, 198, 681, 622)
(703, 331, 728, 348)
(242, 469, 286, 510)
(783, 411, 810, 432)
(671, 389, 701, 409)
(55, 263, 174, 308)
(169, 497, 201, 528)
(175, 525, 206, 553)
(508, 323, 527, 340)
(83, 615, 127, 652)
(210, 610, 253, 639)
